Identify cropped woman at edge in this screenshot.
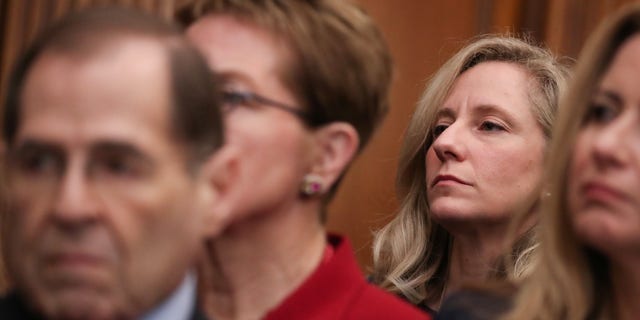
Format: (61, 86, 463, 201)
(497, 4, 640, 319)
(371, 35, 570, 314)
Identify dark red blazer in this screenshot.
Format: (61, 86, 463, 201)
(264, 235, 430, 320)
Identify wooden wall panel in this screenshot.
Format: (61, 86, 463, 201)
(545, 0, 637, 57)
(0, 1, 24, 118)
(53, 0, 74, 20)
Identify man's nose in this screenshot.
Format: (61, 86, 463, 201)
(52, 161, 99, 227)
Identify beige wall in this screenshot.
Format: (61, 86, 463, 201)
(1, 1, 638, 286)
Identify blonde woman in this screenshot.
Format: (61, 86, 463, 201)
(372, 35, 570, 313)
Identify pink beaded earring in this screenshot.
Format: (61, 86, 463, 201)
(300, 174, 324, 197)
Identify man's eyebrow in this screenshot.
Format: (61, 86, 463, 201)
(11, 139, 63, 155)
(90, 141, 153, 163)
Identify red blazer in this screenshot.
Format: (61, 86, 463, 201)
(264, 235, 430, 320)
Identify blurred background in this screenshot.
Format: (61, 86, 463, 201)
(0, 0, 636, 280)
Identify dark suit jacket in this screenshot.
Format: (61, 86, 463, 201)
(0, 291, 208, 320)
(436, 288, 513, 320)
(0, 292, 42, 320)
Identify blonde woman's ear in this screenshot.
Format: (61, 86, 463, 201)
(306, 122, 359, 193)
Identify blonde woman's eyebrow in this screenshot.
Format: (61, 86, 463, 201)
(472, 104, 516, 124)
(434, 108, 456, 121)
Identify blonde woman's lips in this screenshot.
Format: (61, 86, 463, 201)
(432, 174, 471, 187)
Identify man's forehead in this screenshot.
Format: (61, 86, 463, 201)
(22, 37, 171, 114)
(16, 37, 176, 153)
(36, 35, 169, 75)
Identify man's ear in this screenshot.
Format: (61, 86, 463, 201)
(197, 144, 240, 237)
(309, 122, 359, 190)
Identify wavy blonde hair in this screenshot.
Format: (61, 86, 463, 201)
(505, 4, 640, 320)
(371, 34, 570, 306)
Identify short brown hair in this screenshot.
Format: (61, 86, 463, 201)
(177, 0, 392, 152)
(4, 7, 224, 164)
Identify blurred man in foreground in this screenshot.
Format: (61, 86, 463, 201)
(1, 7, 234, 319)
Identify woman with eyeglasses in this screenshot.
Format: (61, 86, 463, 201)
(182, 0, 429, 319)
(371, 35, 570, 315)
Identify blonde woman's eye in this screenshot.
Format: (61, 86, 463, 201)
(479, 121, 505, 132)
(432, 124, 448, 138)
